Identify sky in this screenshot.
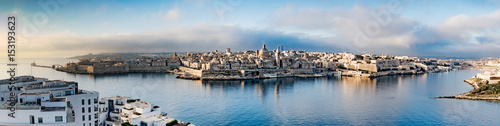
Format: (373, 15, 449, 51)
(1, 0, 500, 58)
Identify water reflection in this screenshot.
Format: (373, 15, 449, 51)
(201, 78, 296, 101)
(6, 59, 500, 125)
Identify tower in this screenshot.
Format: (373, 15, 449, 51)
(276, 45, 281, 69)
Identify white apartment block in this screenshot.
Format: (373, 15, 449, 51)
(0, 76, 99, 126)
(99, 96, 189, 126)
(477, 71, 500, 84)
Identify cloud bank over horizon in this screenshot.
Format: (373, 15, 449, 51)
(1, 0, 500, 58)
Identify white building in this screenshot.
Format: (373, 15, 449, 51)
(99, 96, 191, 126)
(0, 76, 99, 126)
(477, 71, 500, 84)
(0, 76, 190, 126)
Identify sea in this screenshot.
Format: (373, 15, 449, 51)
(1, 58, 499, 125)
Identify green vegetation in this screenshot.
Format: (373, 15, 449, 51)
(468, 82, 500, 97)
(122, 122, 137, 126)
(166, 120, 178, 126)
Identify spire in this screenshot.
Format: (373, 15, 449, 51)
(277, 45, 280, 53)
(263, 43, 266, 49)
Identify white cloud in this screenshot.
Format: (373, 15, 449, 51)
(266, 4, 500, 57)
(429, 10, 500, 44)
(1, 23, 330, 58)
(163, 8, 180, 21)
(266, 4, 420, 55)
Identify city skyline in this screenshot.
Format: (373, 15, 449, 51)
(1, 0, 500, 58)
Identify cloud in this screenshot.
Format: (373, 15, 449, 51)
(266, 3, 420, 55)
(163, 8, 180, 21)
(429, 9, 500, 43)
(1, 23, 333, 58)
(266, 3, 500, 57)
(412, 9, 500, 57)
(4, 2, 500, 58)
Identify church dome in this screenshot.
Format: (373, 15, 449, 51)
(259, 44, 269, 57)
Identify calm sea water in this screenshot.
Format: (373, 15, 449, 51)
(2, 58, 500, 125)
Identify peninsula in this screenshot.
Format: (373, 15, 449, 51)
(437, 59, 500, 101)
(54, 44, 471, 80)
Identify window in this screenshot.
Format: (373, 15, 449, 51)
(83, 123, 85, 126)
(88, 107, 91, 113)
(65, 90, 72, 95)
(55, 116, 63, 122)
(82, 115, 85, 121)
(82, 99, 85, 105)
(82, 107, 85, 113)
(88, 115, 91, 121)
(88, 99, 91, 105)
(38, 117, 43, 123)
(30, 115, 34, 124)
(1, 97, 3, 101)
(89, 123, 91, 126)
(140, 121, 147, 126)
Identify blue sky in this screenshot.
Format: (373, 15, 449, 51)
(1, 0, 500, 58)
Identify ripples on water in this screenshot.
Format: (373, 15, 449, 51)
(1, 59, 500, 125)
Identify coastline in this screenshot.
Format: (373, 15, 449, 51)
(51, 63, 460, 81)
(174, 68, 455, 81)
(436, 76, 500, 101)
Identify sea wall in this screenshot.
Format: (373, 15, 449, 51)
(178, 66, 203, 77)
(287, 69, 313, 74)
(91, 66, 128, 74)
(129, 66, 172, 72)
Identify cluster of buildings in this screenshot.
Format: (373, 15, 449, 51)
(463, 58, 500, 85)
(56, 44, 468, 79)
(175, 44, 467, 79)
(0, 76, 191, 126)
(475, 70, 500, 85)
(469, 58, 500, 67)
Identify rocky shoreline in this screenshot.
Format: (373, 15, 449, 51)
(436, 77, 500, 101)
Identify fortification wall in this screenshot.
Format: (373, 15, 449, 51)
(179, 66, 203, 77)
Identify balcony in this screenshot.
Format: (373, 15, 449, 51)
(41, 107, 65, 112)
